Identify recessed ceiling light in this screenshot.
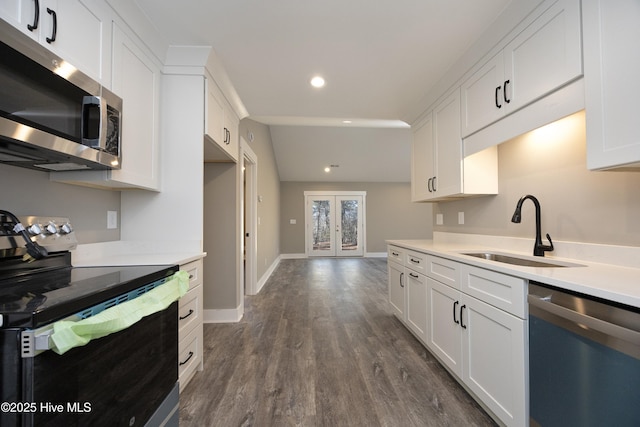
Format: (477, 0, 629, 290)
(310, 76, 325, 88)
(324, 167, 331, 173)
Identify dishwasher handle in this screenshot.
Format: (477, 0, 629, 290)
(528, 293, 640, 345)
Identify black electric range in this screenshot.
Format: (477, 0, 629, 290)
(0, 214, 178, 329)
(0, 213, 181, 427)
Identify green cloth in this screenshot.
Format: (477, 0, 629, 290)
(49, 270, 189, 355)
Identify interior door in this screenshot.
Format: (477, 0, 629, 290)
(306, 194, 364, 257)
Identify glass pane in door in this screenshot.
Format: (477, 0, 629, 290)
(340, 199, 358, 251)
(311, 200, 332, 252)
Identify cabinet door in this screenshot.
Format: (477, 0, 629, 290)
(109, 23, 160, 190)
(504, 0, 582, 113)
(223, 107, 239, 162)
(584, 0, 640, 170)
(433, 89, 462, 198)
(49, 0, 104, 82)
(462, 295, 526, 427)
(427, 278, 462, 377)
(0, 0, 38, 38)
(204, 77, 238, 162)
(410, 113, 434, 202)
(461, 52, 506, 137)
(388, 261, 405, 321)
(206, 78, 225, 145)
(406, 270, 428, 343)
(0, 0, 104, 82)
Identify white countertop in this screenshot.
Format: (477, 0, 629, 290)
(387, 234, 640, 309)
(71, 240, 206, 267)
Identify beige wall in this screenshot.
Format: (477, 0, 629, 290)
(240, 119, 281, 279)
(435, 111, 640, 246)
(203, 162, 238, 310)
(280, 181, 433, 254)
(0, 164, 121, 243)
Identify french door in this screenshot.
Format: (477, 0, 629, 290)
(305, 191, 365, 257)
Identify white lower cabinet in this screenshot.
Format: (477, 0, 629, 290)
(462, 293, 526, 427)
(405, 269, 428, 342)
(387, 246, 428, 343)
(178, 258, 204, 391)
(389, 246, 527, 427)
(387, 257, 405, 320)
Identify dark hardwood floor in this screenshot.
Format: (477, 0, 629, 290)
(179, 258, 497, 426)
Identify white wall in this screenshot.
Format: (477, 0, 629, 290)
(121, 74, 205, 246)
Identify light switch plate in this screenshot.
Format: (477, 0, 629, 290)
(107, 211, 118, 229)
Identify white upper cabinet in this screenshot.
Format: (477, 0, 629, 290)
(0, 0, 107, 83)
(412, 90, 498, 202)
(51, 20, 161, 190)
(583, 0, 640, 170)
(433, 90, 463, 198)
(411, 113, 434, 202)
(105, 22, 161, 190)
(461, 0, 583, 137)
(204, 74, 239, 163)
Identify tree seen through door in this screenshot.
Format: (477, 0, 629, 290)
(311, 199, 358, 251)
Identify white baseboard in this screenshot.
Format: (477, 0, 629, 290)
(203, 304, 243, 323)
(366, 252, 387, 258)
(256, 255, 281, 294)
(281, 252, 387, 259)
(280, 253, 307, 259)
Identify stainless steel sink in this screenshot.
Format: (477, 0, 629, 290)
(461, 252, 584, 268)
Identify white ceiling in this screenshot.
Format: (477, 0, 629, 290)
(133, 0, 513, 181)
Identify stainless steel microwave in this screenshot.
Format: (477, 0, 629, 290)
(0, 20, 122, 172)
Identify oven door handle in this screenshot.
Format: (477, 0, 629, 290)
(528, 294, 640, 344)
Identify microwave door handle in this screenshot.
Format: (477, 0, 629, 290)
(81, 96, 103, 149)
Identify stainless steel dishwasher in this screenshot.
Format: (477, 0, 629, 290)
(528, 282, 640, 427)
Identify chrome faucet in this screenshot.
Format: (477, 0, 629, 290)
(511, 195, 554, 257)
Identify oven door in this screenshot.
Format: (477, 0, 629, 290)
(16, 302, 177, 427)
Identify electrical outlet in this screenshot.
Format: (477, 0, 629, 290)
(436, 213, 443, 225)
(107, 211, 118, 229)
(289, 219, 297, 225)
(458, 212, 465, 225)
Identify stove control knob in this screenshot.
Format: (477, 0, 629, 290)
(60, 222, 73, 234)
(44, 222, 59, 235)
(27, 223, 43, 235)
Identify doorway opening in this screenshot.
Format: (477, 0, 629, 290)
(241, 138, 258, 295)
(304, 191, 366, 257)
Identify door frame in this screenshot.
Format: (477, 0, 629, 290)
(240, 138, 258, 296)
(304, 191, 367, 257)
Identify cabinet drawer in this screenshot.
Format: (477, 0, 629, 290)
(387, 246, 405, 264)
(405, 250, 427, 274)
(178, 323, 203, 391)
(426, 255, 459, 289)
(178, 284, 202, 336)
(460, 264, 526, 318)
(181, 259, 203, 291)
